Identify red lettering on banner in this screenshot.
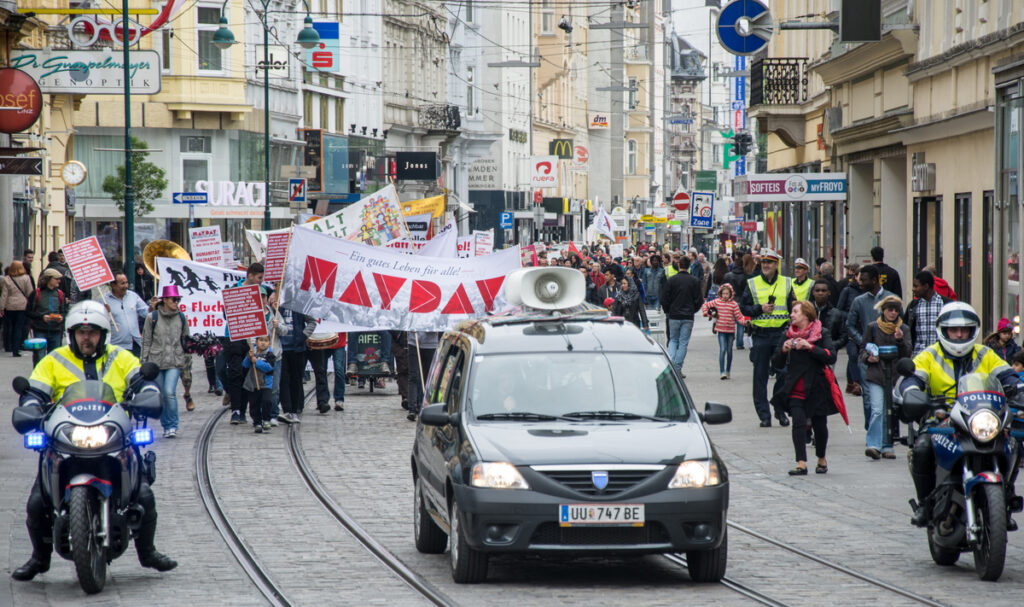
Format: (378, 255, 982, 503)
(338, 272, 372, 307)
(409, 280, 441, 313)
(301, 256, 337, 297)
(441, 284, 475, 315)
(373, 273, 408, 310)
(475, 276, 506, 312)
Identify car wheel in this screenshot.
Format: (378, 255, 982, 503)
(449, 499, 488, 583)
(686, 529, 727, 583)
(413, 476, 448, 554)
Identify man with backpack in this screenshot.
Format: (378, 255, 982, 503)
(27, 269, 67, 352)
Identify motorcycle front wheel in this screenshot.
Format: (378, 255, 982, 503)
(973, 483, 1007, 581)
(927, 526, 959, 566)
(69, 485, 107, 594)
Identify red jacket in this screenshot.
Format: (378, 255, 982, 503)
(933, 276, 957, 300)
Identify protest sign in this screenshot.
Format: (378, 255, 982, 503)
(406, 213, 432, 244)
(221, 242, 236, 268)
(188, 226, 223, 266)
(281, 227, 521, 332)
(262, 231, 292, 282)
(157, 257, 247, 336)
(222, 284, 268, 341)
(418, 219, 457, 258)
(608, 243, 623, 259)
(473, 229, 494, 256)
(61, 236, 114, 292)
(400, 194, 445, 218)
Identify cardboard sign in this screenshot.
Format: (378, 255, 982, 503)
(189, 226, 223, 266)
(473, 229, 494, 257)
(61, 236, 114, 292)
(262, 231, 291, 283)
(222, 284, 268, 341)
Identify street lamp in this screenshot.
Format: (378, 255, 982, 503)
(212, 0, 319, 231)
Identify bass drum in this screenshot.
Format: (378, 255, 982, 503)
(307, 333, 339, 350)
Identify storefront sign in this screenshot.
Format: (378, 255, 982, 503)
(253, 44, 289, 79)
(741, 221, 758, 232)
(222, 285, 268, 341)
(589, 112, 609, 129)
(508, 128, 528, 143)
(61, 236, 115, 292)
(0, 69, 42, 133)
(468, 158, 499, 190)
(572, 145, 589, 170)
(9, 50, 160, 95)
(0, 157, 42, 175)
(530, 155, 559, 188)
(395, 152, 438, 180)
(188, 226, 223, 266)
(734, 173, 848, 203)
(306, 21, 340, 73)
(549, 139, 574, 159)
(195, 180, 267, 206)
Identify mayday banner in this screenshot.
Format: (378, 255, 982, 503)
(281, 227, 521, 331)
(245, 184, 409, 257)
(157, 257, 247, 336)
(61, 236, 114, 292)
(188, 225, 223, 266)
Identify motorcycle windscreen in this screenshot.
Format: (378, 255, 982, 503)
(955, 372, 1007, 414)
(58, 381, 117, 424)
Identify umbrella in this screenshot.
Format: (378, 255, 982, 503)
(824, 366, 852, 433)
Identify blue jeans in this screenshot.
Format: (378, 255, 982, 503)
(863, 380, 891, 452)
(846, 341, 862, 383)
(331, 348, 346, 402)
(347, 331, 392, 369)
(269, 360, 282, 417)
(735, 322, 744, 347)
(859, 362, 871, 431)
(646, 295, 659, 308)
(717, 332, 735, 374)
(157, 368, 181, 431)
(751, 331, 787, 422)
(666, 319, 694, 371)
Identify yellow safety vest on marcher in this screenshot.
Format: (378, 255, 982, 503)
(791, 278, 812, 302)
(665, 265, 678, 279)
(29, 344, 141, 402)
(911, 343, 1011, 404)
(747, 274, 793, 329)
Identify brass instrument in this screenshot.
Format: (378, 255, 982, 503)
(142, 239, 191, 278)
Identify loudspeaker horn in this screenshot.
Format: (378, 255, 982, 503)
(505, 267, 585, 311)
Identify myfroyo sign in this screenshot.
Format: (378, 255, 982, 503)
(9, 50, 161, 95)
(734, 173, 847, 203)
(0, 69, 42, 134)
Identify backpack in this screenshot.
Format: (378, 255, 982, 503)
(148, 309, 189, 352)
(35, 287, 65, 308)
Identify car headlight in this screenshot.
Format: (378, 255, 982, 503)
(969, 410, 1001, 442)
(668, 460, 721, 489)
(70, 425, 112, 449)
(470, 462, 529, 489)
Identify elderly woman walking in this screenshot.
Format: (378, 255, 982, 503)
(771, 300, 838, 476)
(142, 285, 189, 439)
(1, 261, 33, 356)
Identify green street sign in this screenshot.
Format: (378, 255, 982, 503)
(695, 170, 717, 191)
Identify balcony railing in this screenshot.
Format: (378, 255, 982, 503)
(418, 104, 461, 131)
(750, 57, 809, 107)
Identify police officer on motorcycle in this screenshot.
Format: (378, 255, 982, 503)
(12, 301, 177, 582)
(898, 302, 1022, 527)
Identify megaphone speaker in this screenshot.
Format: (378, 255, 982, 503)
(505, 267, 585, 310)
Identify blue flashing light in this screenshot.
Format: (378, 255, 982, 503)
(24, 432, 46, 450)
(131, 428, 154, 446)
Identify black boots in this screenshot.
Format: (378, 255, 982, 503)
(134, 520, 177, 572)
(138, 551, 178, 572)
(11, 527, 51, 581)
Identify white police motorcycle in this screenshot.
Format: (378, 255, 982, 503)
(12, 366, 162, 594)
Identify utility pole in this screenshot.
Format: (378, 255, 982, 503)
(122, 0, 135, 279)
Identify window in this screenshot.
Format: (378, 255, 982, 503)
(197, 6, 224, 72)
(180, 136, 211, 153)
(320, 95, 329, 130)
(160, 26, 172, 72)
(303, 92, 313, 125)
(182, 158, 209, 192)
(628, 77, 638, 109)
(465, 0, 473, 22)
(466, 66, 475, 116)
(335, 98, 344, 133)
(913, 196, 943, 276)
(954, 193, 971, 303)
(627, 139, 637, 175)
(540, 0, 554, 33)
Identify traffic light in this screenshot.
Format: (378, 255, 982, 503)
(733, 132, 753, 156)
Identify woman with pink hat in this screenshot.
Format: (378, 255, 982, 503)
(984, 318, 1022, 363)
(141, 285, 190, 439)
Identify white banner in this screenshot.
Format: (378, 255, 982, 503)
(406, 213, 432, 244)
(419, 219, 457, 258)
(156, 257, 247, 336)
(189, 226, 223, 266)
(281, 227, 521, 331)
(457, 236, 474, 258)
(245, 184, 409, 258)
(473, 229, 494, 256)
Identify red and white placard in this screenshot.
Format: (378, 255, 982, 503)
(262, 231, 292, 283)
(222, 284, 268, 341)
(61, 236, 114, 292)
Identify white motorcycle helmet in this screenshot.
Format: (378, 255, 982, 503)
(65, 300, 112, 358)
(935, 301, 980, 359)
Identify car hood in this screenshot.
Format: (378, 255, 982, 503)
(466, 420, 711, 466)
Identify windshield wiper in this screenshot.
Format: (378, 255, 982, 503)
(476, 412, 569, 421)
(563, 410, 671, 422)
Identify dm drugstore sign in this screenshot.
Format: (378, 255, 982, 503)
(10, 50, 161, 95)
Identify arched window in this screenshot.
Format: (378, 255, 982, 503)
(627, 139, 637, 175)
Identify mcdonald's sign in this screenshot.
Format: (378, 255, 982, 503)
(548, 139, 574, 159)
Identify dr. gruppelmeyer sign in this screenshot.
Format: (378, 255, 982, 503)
(10, 50, 161, 95)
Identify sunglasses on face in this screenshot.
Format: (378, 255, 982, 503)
(166, 297, 181, 302)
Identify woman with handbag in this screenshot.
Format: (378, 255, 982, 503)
(771, 300, 838, 475)
(1, 261, 33, 356)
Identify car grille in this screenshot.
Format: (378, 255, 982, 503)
(537, 469, 660, 496)
(529, 522, 671, 546)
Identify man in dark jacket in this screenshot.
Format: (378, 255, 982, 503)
(870, 246, 903, 299)
(661, 256, 703, 377)
(816, 262, 841, 308)
(277, 307, 316, 424)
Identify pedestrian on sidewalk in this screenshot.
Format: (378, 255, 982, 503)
(27, 269, 67, 353)
(771, 300, 837, 476)
(870, 246, 903, 299)
(847, 265, 896, 431)
(701, 283, 745, 379)
(100, 272, 149, 358)
(905, 270, 950, 356)
(661, 255, 703, 378)
(859, 296, 911, 460)
(837, 262, 865, 395)
(242, 335, 275, 433)
(141, 285, 189, 438)
(1, 261, 33, 356)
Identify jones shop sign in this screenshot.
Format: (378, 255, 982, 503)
(395, 152, 438, 180)
(10, 50, 161, 95)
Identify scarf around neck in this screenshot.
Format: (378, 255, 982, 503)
(786, 319, 822, 343)
(616, 284, 640, 307)
(877, 316, 903, 335)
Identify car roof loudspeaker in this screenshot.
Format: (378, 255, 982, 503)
(505, 267, 586, 311)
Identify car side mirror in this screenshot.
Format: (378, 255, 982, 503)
(128, 391, 163, 419)
(12, 404, 46, 434)
(419, 404, 452, 427)
(701, 402, 732, 424)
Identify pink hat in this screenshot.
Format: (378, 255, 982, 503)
(603, 297, 615, 308)
(159, 284, 182, 299)
(997, 318, 1013, 332)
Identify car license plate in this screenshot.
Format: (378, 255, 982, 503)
(559, 504, 644, 527)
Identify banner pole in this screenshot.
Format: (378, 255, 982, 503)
(98, 285, 120, 332)
(414, 332, 426, 401)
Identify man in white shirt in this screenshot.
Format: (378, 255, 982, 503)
(101, 272, 151, 357)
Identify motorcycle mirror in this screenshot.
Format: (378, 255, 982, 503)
(12, 376, 29, 396)
(140, 362, 160, 381)
(896, 358, 916, 377)
(129, 391, 163, 419)
(11, 404, 45, 434)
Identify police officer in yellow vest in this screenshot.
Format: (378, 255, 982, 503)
(740, 248, 797, 427)
(791, 258, 813, 302)
(12, 301, 177, 583)
(899, 302, 1022, 528)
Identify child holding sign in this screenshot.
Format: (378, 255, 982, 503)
(242, 335, 276, 433)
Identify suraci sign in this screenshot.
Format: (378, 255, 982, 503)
(10, 50, 161, 95)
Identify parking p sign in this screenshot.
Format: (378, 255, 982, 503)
(499, 211, 513, 229)
(690, 192, 714, 229)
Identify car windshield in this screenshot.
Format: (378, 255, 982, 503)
(468, 353, 690, 421)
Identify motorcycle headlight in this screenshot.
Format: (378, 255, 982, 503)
(470, 462, 530, 490)
(70, 424, 112, 449)
(668, 460, 721, 489)
(969, 410, 1001, 443)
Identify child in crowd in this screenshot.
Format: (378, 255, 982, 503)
(1011, 350, 1024, 378)
(700, 283, 746, 379)
(242, 335, 276, 433)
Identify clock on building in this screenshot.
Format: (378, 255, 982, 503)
(60, 160, 87, 187)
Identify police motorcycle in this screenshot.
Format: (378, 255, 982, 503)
(895, 359, 1024, 580)
(11, 362, 162, 594)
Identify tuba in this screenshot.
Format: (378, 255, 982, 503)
(142, 239, 191, 277)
